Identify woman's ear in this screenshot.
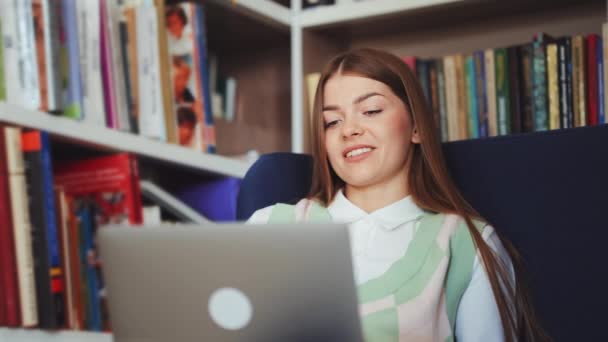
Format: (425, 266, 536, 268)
(411, 126, 421, 144)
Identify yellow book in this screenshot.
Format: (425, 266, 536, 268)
(484, 49, 497, 136)
(443, 56, 459, 141)
(454, 54, 469, 140)
(546, 44, 560, 130)
(572, 35, 587, 127)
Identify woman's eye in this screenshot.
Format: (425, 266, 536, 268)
(364, 109, 382, 116)
(324, 120, 339, 129)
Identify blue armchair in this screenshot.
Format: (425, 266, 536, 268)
(237, 124, 608, 341)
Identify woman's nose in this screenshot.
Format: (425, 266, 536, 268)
(341, 118, 363, 139)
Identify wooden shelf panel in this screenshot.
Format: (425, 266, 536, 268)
(0, 103, 250, 178)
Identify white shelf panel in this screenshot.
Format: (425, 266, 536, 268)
(209, 0, 291, 28)
(300, 0, 463, 28)
(0, 328, 112, 342)
(0, 102, 250, 178)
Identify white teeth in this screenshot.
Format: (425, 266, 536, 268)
(346, 147, 372, 158)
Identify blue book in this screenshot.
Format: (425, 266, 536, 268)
(597, 38, 605, 124)
(195, 4, 216, 153)
(78, 204, 102, 331)
(465, 56, 479, 139)
(474, 51, 488, 137)
(61, 0, 84, 119)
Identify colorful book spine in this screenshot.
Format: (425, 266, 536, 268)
(443, 56, 459, 141)
(194, 4, 216, 153)
(604, 23, 608, 124)
(572, 35, 587, 127)
(5, 127, 38, 327)
(41, 0, 63, 112)
(454, 54, 469, 140)
(546, 44, 560, 130)
(557, 38, 571, 129)
(519, 44, 535, 133)
(61, 0, 84, 120)
(436, 60, 448, 142)
(22, 130, 63, 329)
(0, 126, 21, 327)
(100, 0, 117, 128)
(78, 204, 102, 331)
(532, 34, 551, 131)
(495, 48, 511, 135)
(586, 34, 599, 126)
(474, 51, 488, 137)
(484, 49, 497, 137)
(508, 46, 522, 134)
(465, 55, 479, 139)
(76, 0, 106, 127)
(597, 35, 605, 124)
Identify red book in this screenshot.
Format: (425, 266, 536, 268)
(586, 34, 599, 126)
(54, 153, 143, 225)
(0, 126, 22, 327)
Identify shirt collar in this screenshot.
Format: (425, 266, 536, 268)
(327, 189, 425, 231)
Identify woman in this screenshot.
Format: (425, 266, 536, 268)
(248, 48, 548, 341)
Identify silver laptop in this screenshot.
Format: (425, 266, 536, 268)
(98, 223, 364, 342)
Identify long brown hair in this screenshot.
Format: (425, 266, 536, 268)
(308, 48, 550, 342)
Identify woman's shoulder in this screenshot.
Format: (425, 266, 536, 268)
(245, 198, 318, 224)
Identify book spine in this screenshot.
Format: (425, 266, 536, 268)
(484, 49, 497, 137)
(465, 55, 479, 139)
(76, 0, 106, 127)
(495, 48, 511, 135)
(41, 0, 63, 112)
(21, 0, 41, 110)
(443, 56, 459, 141)
(154, 0, 177, 144)
(33, 0, 49, 112)
(597, 35, 605, 125)
(436, 60, 448, 142)
(104, 0, 132, 132)
(474, 51, 488, 138)
(137, 2, 167, 141)
(546, 44, 560, 130)
(5, 127, 38, 327)
(532, 37, 549, 131)
(118, 20, 138, 133)
(129, 155, 143, 224)
(604, 23, 608, 124)
(80, 204, 102, 331)
(61, 0, 84, 120)
(558, 39, 569, 129)
(428, 61, 440, 138)
(194, 4, 216, 153)
(100, 0, 117, 128)
(454, 54, 469, 139)
(508, 46, 522, 133)
(586, 34, 599, 126)
(416, 59, 431, 109)
(572, 35, 587, 127)
(22, 131, 60, 329)
(519, 44, 534, 133)
(0, 126, 21, 327)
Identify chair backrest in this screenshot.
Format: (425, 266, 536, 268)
(236, 125, 608, 341)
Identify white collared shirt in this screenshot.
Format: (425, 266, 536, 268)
(247, 190, 512, 341)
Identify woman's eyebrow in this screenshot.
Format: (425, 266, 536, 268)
(323, 92, 385, 112)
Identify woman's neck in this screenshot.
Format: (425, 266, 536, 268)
(344, 175, 410, 213)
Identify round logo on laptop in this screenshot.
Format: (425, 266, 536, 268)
(208, 287, 253, 330)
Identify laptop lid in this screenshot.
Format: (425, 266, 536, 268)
(98, 223, 363, 342)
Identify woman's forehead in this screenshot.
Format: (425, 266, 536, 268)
(324, 75, 389, 97)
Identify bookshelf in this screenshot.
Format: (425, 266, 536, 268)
(1, 0, 607, 340)
(0, 103, 250, 178)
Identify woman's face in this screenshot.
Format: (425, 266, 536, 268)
(322, 74, 419, 190)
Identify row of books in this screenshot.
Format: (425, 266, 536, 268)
(0, 124, 143, 331)
(403, 25, 608, 142)
(0, 0, 216, 152)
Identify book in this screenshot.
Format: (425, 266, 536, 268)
(572, 35, 587, 127)
(519, 43, 535, 133)
(21, 130, 64, 329)
(443, 56, 459, 141)
(557, 37, 573, 129)
(484, 49, 498, 137)
(494, 48, 511, 135)
(54, 153, 143, 225)
(474, 51, 488, 138)
(40, 0, 63, 113)
(465, 55, 479, 139)
(4, 126, 38, 327)
(436, 60, 448, 142)
(61, 0, 84, 120)
(604, 23, 608, 124)
(586, 34, 600, 126)
(546, 43, 560, 130)
(0, 125, 21, 327)
(454, 54, 469, 140)
(531, 33, 554, 132)
(598, 34, 605, 125)
(508, 45, 523, 134)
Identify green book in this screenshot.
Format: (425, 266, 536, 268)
(0, 18, 5, 101)
(494, 48, 511, 135)
(465, 55, 479, 139)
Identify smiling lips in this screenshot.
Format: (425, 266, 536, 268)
(343, 145, 375, 161)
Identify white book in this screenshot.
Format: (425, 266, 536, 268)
(1, 0, 39, 110)
(136, 3, 166, 140)
(41, 0, 63, 112)
(443, 56, 459, 141)
(225, 77, 237, 122)
(4, 127, 38, 327)
(76, 0, 106, 126)
(105, 0, 132, 132)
